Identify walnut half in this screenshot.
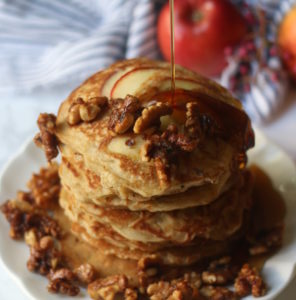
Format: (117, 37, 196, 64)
(133, 102, 172, 134)
(67, 97, 107, 125)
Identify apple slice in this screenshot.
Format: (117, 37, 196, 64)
(111, 68, 162, 99)
(100, 66, 135, 98)
(159, 77, 202, 91)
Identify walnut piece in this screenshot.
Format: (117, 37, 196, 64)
(147, 280, 200, 300)
(74, 263, 96, 284)
(137, 255, 162, 289)
(88, 275, 128, 300)
(109, 95, 141, 134)
(67, 96, 107, 125)
(133, 102, 172, 134)
(47, 268, 80, 296)
(27, 241, 61, 275)
(35, 113, 58, 161)
(249, 226, 283, 256)
(27, 163, 60, 208)
(200, 285, 238, 300)
(202, 256, 237, 286)
(124, 288, 138, 300)
(234, 264, 267, 297)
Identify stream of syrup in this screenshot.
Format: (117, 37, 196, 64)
(169, 0, 176, 103)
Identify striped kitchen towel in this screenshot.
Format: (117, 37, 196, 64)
(0, 0, 166, 93)
(0, 0, 294, 122)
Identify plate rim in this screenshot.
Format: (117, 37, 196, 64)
(0, 132, 295, 300)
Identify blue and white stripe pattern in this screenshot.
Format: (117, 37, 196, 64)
(0, 0, 294, 122)
(0, 0, 165, 92)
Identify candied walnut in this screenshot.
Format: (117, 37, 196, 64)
(109, 95, 141, 134)
(147, 280, 200, 300)
(27, 164, 60, 208)
(27, 242, 61, 275)
(35, 113, 58, 161)
(141, 124, 197, 163)
(1, 201, 28, 239)
(200, 286, 238, 300)
(202, 256, 237, 286)
(249, 226, 283, 256)
(183, 272, 202, 290)
(133, 102, 172, 134)
(88, 275, 128, 300)
(137, 255, 162, 288)
(39, 235, 54, 250)
(185, 102, 220, 140)
(47, 268, 80, 296)
(234, 264, 267, 297)
(67, 97, 107, 125)
(124, 288, 138, 300)
(1, 200, 60, 240)
(74, 263, 96, 284)
(24, 229, 38, 247)
(24, 212, 61, 239)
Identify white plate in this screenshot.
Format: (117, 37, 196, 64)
(0, 130, 296, 300)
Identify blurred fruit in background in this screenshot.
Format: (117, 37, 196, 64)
(278, 5, 296, 83)
(157, 0, 248, 77)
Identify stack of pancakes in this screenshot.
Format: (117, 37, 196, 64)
(55, 59, 254, 267)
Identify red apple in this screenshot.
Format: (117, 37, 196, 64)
(157, 0, 248, 77)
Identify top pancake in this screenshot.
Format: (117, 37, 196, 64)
(55, 58, 251, 198)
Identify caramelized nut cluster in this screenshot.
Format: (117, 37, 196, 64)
(234, 264, 267, 298)
(27, 163, 60, 208)
(67, 97, 107, 125)
(47, 268, 80, 296)
(34, 113, 58, 161)
(133, 102, 172, 134)
(108, 95, 142, 134)
(88, 275, 136, 300)
(137, 255, 162, 290)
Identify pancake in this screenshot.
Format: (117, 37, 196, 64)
(59, 170, 252, 245)
(35, 58, 255, 273)
(55, 58, 253, 199)
(58, 146, 233, 212)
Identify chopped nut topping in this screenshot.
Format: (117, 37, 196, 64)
(27, 163, 60, 208)
(88, 275, 128, 300)
(147, 280, 199, 300)
(24, 229, 38, 247)
(249, 226, 283, 256)
(200, 285, 238, 300)
(109, 95, 141, 134)
(137, 255, 162, 288)
(35, 113, 58, 161)
(74, 263, 96, 284)
(202, 256, 237, 286)
(183, 272, 202, 290)
(27, 241, 61, 275)
(1, 197, 61, 241)
(234, 264, 267, 297)
(47, 268, 80, 296)
(185, 102, 220, 139)
(67, 97, 107, 125)
(124, 288, 138, 300)
(133, 102, 172, 134)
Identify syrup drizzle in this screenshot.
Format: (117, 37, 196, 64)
(169, 0, 176, 103)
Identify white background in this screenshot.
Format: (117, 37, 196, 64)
(0, 87, 295, 299)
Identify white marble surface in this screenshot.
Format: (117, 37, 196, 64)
(0, 87, 295, 299)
